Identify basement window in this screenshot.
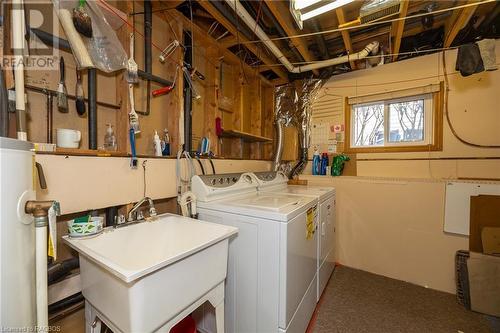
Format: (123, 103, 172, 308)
(345, 84, 443, 153)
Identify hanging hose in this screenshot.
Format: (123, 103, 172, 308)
(195, 155, 205, 175)
(178, 191, 198, 219)
(442, 51, 500, 148)
(208, 152, 216, 175)
(176, 149, 196, 196)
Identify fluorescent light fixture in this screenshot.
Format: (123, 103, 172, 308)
(301, 0, 355, 21)
(293, 0, 322, 10)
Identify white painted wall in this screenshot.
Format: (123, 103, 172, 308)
(36, 155, 271, 214)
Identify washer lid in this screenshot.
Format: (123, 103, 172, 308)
(231, 194, 303, 211)
(260, 185, 335, 200)
(198, 192, 317, 222)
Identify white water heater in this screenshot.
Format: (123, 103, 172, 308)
(0, 137, 36, 328)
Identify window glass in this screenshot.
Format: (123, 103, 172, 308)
(388, 99, 425, 143)
(352, 103, 384, 147)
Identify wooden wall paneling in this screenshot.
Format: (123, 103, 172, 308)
(191, 44, 207, 151)
(261, 84, 275, 160)
(115, 0, 133, 153)
(131, 1, 181, 155)
(204, 45, 219, 156)
(232, 71, 243, 157)
(249, 79, 263, 159)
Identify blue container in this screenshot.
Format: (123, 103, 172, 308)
(312, 150, 321, 175)
(320, 153, 329, 175)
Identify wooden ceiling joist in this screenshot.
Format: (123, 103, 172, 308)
(264, 1, 319, 76)
(335, 8, 356, 70)
(170, 10, 282, 86)
(444, 0, 478, 47)
(391, 0, 409, 62)
(219, 35, 239, 48)
(197, 0, 288, 81)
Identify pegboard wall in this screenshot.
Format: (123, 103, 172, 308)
(309, 90, 345, 156)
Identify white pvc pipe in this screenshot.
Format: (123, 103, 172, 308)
(12, 0, 27, 141)
(223, 0, 379, 74)
(36, 226, 48, 329)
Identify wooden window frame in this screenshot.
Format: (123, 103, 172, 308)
(344, 82, 443, 154)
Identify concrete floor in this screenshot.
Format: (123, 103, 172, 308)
(311, 266, 499, 333)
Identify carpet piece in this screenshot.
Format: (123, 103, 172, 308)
(312, 266, 497, 333)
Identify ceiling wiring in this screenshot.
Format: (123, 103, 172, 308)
(234, 0, 496, 46)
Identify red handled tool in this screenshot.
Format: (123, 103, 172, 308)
(152, 85, 174, 97)
(152, 66, 178, 97)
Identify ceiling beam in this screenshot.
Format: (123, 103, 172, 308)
(444, 0, 478, 47)
(197, 0, 288, 81)
(335, 8, 356, 70)
(391, 0, 409, 62)
(264, 1, 319, 76)
(219, 35, 239, 48)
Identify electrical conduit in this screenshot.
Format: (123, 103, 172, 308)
(223, 0, 379, 73)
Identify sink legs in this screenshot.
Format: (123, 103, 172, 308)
(214, 301, 225, 333)
(84, 282, 226, 333)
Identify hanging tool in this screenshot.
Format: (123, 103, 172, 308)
(159, 40, 180, 63)
(72, 0, 93, 38)
(128, 83, 140, 133)
(127, 33, 140, 133)
(75, 69, 85, 115)
(182, 66, 201, 100)
(129, 128, 138, 169)
(126, 33, 139, 84)
(152, 66, 178, 97)
(57, 57, 68, 113)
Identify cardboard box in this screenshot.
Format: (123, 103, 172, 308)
(469, 195, 500, 253)
(467, 252, 500, 317)
(482, 227, 500, 256)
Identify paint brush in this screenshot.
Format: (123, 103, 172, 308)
(75, 69, 85, 115)
(72, 0, 92, 38)
(57, 57, 68, 113)
(126, 33, 139, 84)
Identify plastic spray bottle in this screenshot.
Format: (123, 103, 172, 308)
(153, 130, 162, 156)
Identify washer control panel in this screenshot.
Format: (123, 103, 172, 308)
(199, 173, 254, 188)
(254, 171, 288, 186)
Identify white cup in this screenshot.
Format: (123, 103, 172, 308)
(56, 129, 81, 148)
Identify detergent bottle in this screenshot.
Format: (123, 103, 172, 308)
(312, 149, 321, 175)
(320, 153, 329, 175)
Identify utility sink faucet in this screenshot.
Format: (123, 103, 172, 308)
(127, 197, 157, 223)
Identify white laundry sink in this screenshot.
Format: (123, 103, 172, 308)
(63, 214, 237, 332)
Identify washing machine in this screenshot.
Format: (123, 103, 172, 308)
(253, 171, 336, 301)
(192, 172, 319, 333)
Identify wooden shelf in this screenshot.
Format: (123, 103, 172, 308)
(35, 148, 175, 159)
(219, 130, 272, 143)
